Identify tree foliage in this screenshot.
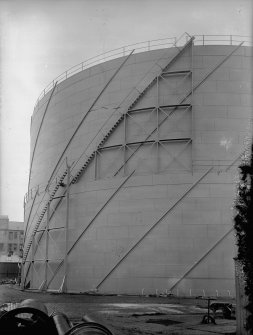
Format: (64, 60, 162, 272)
(234, 141, 253, 332)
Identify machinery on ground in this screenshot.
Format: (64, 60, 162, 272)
(0, 299, 113, 335)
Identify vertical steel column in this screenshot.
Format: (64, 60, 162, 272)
(156, 113, 159, 173)
(44, 203, 50, 290)
(190, 41, 194, 174)
(123, 113, 127, 175)
(156, 77, 159, 173)
(24, 188, 39, 242)
(21, 262, 25, 290)
(63, 160, 70, 293)
(30, 235, 35, 288)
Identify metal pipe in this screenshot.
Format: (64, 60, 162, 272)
(51, 312, 72, 335)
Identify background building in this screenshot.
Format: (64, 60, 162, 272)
(22, 34, 252, 296)
(0, 215, 24, 280)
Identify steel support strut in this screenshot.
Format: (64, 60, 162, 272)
(95, 168, 212, 289)
(169, 227, 234, 292)
(63, 160, 70, 293)
(28, 82, 58, 189)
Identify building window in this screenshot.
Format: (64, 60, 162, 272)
(9, 232, 13, 240)
(13, 244, 17, 251)
(8, 243, 12, 251)
(0, 243, 3, 251)
(14, 232, 18, 239)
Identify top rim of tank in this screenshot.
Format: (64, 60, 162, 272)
(35, 33, 251, 106)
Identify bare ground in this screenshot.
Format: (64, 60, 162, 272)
(0, 285, 236, 334)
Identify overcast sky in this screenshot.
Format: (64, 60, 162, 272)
(0, 0, 252, 221)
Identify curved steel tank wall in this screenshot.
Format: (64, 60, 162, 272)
(23, 42, 252, 296)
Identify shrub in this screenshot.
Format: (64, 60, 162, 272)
(234, 141, 253, 332)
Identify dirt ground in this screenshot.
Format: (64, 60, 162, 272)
(0, 284, 236, 334)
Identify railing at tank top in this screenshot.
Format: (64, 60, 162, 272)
(35, 34, 251, 105)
